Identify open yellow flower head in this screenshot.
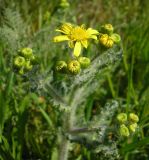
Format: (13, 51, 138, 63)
(53, 23, 99, 57)
(129, 113, 139, 123)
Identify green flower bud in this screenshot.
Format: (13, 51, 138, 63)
(25, 60, 33, 71)
(18, 68, 24, 75)
(55, 61, 67, 73)
(117, 113, 127, 123)
(99, 34, 114, 48)
(129, 113, 139, 123)
(120, 124, 130, 137)
(101, 24, 114, 35)
(67, 60, 80, 75)
(129, 123, 138, 133)
(14, 56, 25, 68)
(111, 33, 121, 44)
(78, 57, 91, 69)
(60, 0, 70, 8)
(20, 48, 33, 58)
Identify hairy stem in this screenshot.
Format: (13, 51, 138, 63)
(58, 113, 70, 160)
(58, 136, 70, 160)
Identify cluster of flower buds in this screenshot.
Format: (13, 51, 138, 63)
(55, 56, 91, 75)
(99, 24, 121, 48)
(117, 112, 139, 137)
(13, 47, 37, 75)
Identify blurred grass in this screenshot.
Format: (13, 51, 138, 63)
(0, 0, 149, 159)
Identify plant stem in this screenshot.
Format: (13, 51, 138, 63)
(58, 86, 79, 160)
(58, 113, 70, 160)
(58, 136, 70, 160)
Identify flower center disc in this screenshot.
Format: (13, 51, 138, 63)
(70, 27, 88, 41)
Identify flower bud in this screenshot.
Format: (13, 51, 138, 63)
(78, 57, 91, 69)
(25, 60, 33, 71)
(67, 60, 80, 75)
(60, 0, 70, 8)
(20, 48, 33, 58)
(14, 56, 25, 68)
(55, 61, 67, 73)
(101, 24, 114, 35)
(117, 113, 127, 123)
(99, 34, 114, 48)
(129, 123, 138, 133)
(111, 33, 121, 44)
(120, 124, 130, 137)
(129, 113, 139, 123)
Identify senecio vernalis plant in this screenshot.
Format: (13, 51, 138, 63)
(53, 23, 121, 75)
(12, 22, 139, 160)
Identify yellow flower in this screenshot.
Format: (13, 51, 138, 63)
(53, 23, 99, 57)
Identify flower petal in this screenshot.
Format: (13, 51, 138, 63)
(89, 35, 97, 40)
(73, 42, 82, 57)
(55, 23, 73, 35)
(53, 35, 69, 42)
(87, 28, 99, 35)
(55, 29, 66, 34)
(81, 40, 88, 48)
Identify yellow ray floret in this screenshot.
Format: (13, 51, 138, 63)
(53, 23, 99, 57)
